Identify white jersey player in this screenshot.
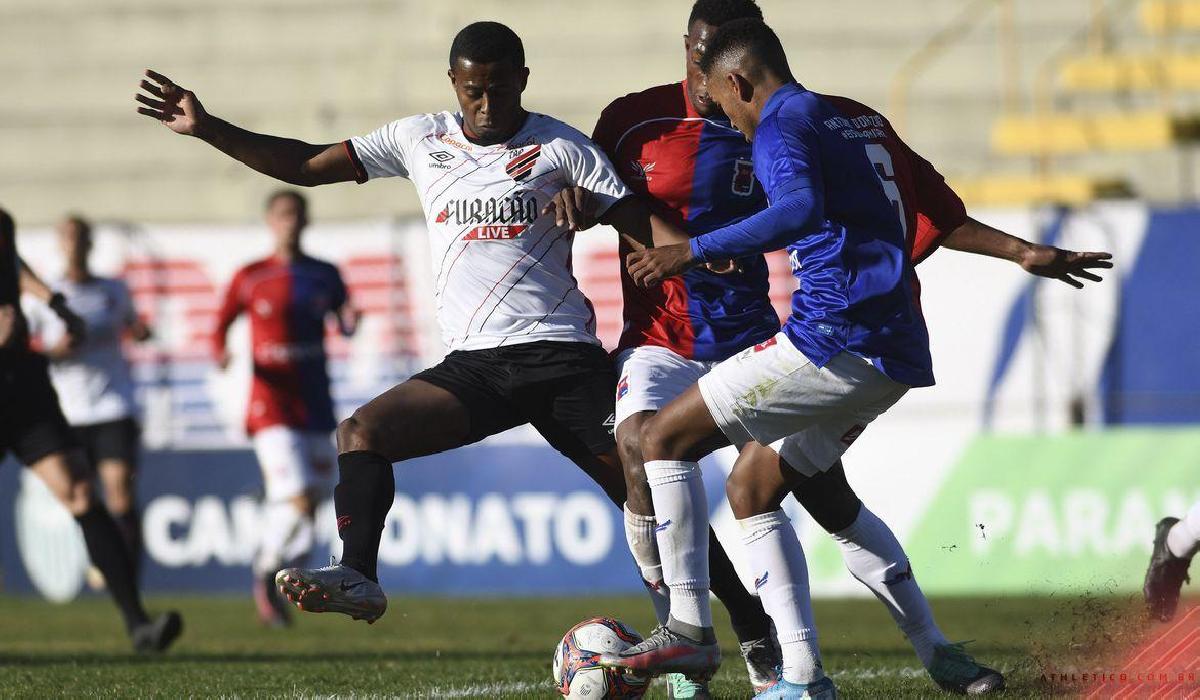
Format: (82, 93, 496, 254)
(135, 24, 783, 686)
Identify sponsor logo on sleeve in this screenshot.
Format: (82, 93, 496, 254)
(628, 160, 655, 182)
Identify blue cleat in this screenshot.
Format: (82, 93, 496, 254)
(754, 675, 837, 699)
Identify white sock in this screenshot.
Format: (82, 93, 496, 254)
(624, 504, 671, 625)
(254, 501, 313, 576)
(739, 510, 823, 684)
(645, 460, 712, 634)
(1167, 501, 1200, 560)
(831, 505, 947, 668)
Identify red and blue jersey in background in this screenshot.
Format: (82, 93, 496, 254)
(592, 81, 780, 362)
(213, 255, 348, 435)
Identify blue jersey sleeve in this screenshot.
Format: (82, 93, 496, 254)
(689, 106, 826, 261)
(689, 187, 821, 261)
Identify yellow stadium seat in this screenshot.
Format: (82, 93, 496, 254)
(1140, 0, 1200, 34)
(990, 111, 1200, 155)
(951, 175, 1134, 206)
(1060, 52, 1200, 91)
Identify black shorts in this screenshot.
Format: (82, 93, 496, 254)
(0, 352, 79, 466)
(74, 417, 141, 469)
(413, 340, 617, 460)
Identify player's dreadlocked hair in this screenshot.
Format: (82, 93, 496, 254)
(698, 18, 791, 78)
(449, 21, 525, 69)
(688, 0, 764, 28)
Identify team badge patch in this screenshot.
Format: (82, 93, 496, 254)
(505, 145, 541, 181)
(732, 158, 756, 196)
(616, 376, 630, 400)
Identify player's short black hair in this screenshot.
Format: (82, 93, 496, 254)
(688, 0, 763, 28)
(61, 213, 92, 240)
(0, 208, 12, 237)
(265, 189, 307, 212)
(699, 17, 790, 77)
(449, 21, 525, 69)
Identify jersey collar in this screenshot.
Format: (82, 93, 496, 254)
(761, 81, 806, 121)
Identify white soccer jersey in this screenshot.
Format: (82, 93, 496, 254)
(348, 111, 630, 352)
(23, 277, 139, 426)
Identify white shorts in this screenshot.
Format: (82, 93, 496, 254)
(614, 346, 720, 430)
(698, 332, 908, 476)
(251, 425, 337, 502)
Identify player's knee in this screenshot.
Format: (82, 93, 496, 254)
(62, 478, 96, 517)
(293, 491, 315, 517)
(336, 411, 378, 454)
(638, 416, 684, 462)
(725, 470, 772, 519)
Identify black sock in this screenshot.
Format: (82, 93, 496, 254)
(707, 527, 773, 644)
(334, 451, 393, 582)
(76, 503, 150, 633)
(113, 508, 142, 579)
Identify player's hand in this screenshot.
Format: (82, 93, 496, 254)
(626, 243, 698, 287)
(45, 333, 77, 360)
(136, 69, 209, 137)
(542, 186, 599, 232)
(1020, 245, 1113, 289)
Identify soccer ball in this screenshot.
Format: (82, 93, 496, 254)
(552, 616, 650, 698)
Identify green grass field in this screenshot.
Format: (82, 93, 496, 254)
(0, 592, 1166, 698)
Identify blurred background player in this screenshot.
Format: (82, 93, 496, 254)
(23, 215, 153, 579)
(0, 207, 181, 652)
(1145, 502, 1200, 621)
(212, 190, 357, 626)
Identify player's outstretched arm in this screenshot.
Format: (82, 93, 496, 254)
(135, 70, 359, 187)
(942, 217, 1113, 289)
(18, 258, 87, 349)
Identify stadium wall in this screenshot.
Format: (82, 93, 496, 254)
(1, 201, 1195, 600)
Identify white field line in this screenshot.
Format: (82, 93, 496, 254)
(407, 668, 932, 697)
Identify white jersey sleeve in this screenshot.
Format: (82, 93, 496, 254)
(550, 130, 631, 217)
(347, 115, 433, 180)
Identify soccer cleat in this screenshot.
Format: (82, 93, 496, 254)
(740, 635, 782, 692)
(1144, 517, 1193, 622)
(275, 563, 387, 623)
(753, 675, 837, 699)
(131, 611, 184, 653)
(929, 642, 1005, 695)
(666, 672, 711, 699)
(253, 572, 292, 627)
(600, 624, 721, 680)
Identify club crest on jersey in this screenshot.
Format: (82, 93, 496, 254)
(732, 158, 756, 196)
(505, 144, 541, 181)
(628, 160, 655, 182)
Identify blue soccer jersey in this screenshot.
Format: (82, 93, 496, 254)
(690, 83, 935, 387)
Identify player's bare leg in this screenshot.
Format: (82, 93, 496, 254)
(618, 412, 780, 695)
(277, 378, 471, 623)
(604, 386, 727, 680)
(32, 449, 181, 652)
(97, 457, 141, 575)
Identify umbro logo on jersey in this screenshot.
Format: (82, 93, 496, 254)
(430, 151, 454, 162)
(505, 144, 541, 181)
(629, 160, 655, 181)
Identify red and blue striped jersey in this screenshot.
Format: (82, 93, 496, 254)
(213, 254, 348, 434)
(593, 82, 779, 361)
